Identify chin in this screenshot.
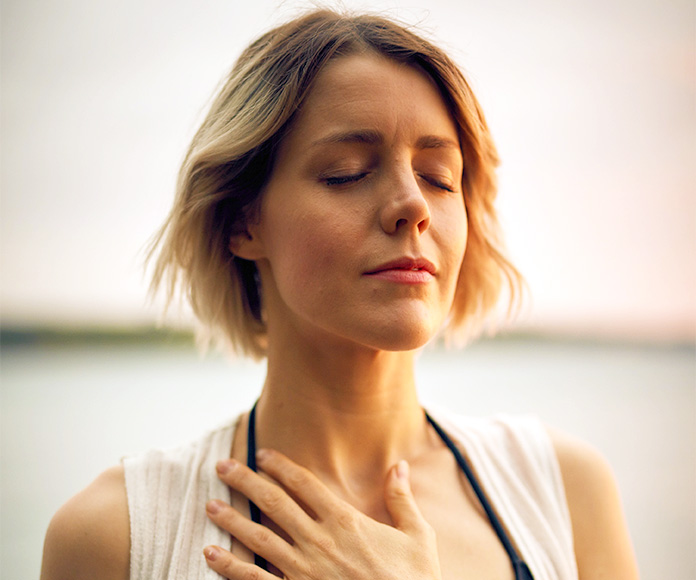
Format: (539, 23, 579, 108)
(357, 319, 440, 352)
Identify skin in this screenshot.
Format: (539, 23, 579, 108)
(40, 53, 639, 580)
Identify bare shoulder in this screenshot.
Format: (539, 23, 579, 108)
(546, 427, 639, 580)
(40, 465, 130, 580)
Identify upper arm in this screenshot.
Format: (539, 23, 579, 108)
(40, 465, 131, 580)
(548, 428, 639, 580)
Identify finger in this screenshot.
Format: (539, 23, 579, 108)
(206, 499, 295, 565)
(255, 449, 344, 520)
(216, 459, 314, 537)
(383, 460, 427, 534)
(204, 545, 278, 580)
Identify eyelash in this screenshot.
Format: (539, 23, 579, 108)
(421, 175, 455, 193)
(323, 173, 455, 193)
(324, 173, 368, 186)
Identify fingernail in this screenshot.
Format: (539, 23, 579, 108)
(204, 545, 220, 561)
(256, 448, 270, 463)
(397, 459, 409, 481)
(216, 459, 236, 475)
(206, 499, 224, 514)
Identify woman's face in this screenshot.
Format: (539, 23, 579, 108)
(240, 52, 468, 352)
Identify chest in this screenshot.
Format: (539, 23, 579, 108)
(226, 418, 521, 580)
(411, 459, 516, 580)
(228, 456, 519, 580)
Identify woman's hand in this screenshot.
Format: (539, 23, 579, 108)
(204, 449, 442, 580)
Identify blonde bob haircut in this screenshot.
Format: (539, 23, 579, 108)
(150, 8, 523, 359)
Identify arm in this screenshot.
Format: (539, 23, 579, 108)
(40, 465, 131, 580)
(548, 428, 640, 580)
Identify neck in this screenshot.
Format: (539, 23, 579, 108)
(253, 336, 430, 505)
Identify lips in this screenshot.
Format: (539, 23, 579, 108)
(364, 257, 437, 284)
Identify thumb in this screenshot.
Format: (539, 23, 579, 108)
(384, 460, 426, 534)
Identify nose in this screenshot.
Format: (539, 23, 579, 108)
(380, 170, 431, 235)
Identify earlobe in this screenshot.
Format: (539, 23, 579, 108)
(229, 230, 265, 260)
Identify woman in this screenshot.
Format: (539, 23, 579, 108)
(41, 9, 639, 580)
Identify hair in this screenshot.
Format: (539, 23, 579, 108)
(149, 8, 523, 359)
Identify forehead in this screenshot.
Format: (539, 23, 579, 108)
(280, 52, 460, 151)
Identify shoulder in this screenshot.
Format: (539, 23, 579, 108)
(546, 427, 639, 580)
(40, 465, 130, 580)
(431, 410, 560, 477)
(122, 417, 240, 495)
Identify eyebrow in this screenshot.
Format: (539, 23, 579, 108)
(309, 129, 382, 149)
(308, 130, 460, 151)
(415, 135, 460, 151)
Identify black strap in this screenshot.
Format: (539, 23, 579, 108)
(425, 411, 534, 579)
(246, 402, 268, 570)
(246, 402, 533, 579)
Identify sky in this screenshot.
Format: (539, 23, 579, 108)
(2, 0, 695, 341)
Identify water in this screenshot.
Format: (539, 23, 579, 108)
(2, 337, 694, 579)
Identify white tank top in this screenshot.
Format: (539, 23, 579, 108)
(123, 409, 578, 579)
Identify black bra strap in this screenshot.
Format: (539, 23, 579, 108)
(514, 560, 535, 580)
(425, 411, 534, 578)
(246, 402, 268, 570)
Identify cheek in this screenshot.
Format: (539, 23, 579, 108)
(435, 199, 468, 270)
(263, 207, 351, 292)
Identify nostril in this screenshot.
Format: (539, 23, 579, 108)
(395, 218, 407, 229)
(418, 216, 430, 233)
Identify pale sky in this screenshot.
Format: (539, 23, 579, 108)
(2, 0, 694, 340)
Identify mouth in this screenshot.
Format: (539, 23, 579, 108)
(364, 257, 437, 283)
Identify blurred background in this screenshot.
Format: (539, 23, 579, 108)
(1, 0, 694, 579)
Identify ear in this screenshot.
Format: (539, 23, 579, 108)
(229, 228, 266, 261)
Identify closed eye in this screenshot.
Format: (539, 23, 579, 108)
(419, 174, 456, 193)
(324, 173, 368, 186)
